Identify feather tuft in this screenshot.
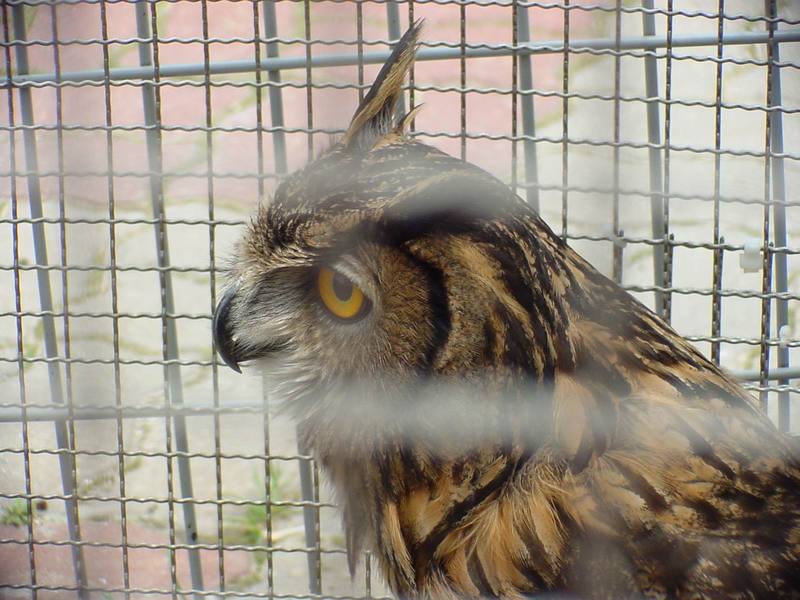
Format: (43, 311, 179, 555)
(342, 21, 423, 151)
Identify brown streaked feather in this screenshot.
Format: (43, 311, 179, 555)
(342, 21, 422, 150)
(221, 22, 800, 600)
(289, 164, 800, 595)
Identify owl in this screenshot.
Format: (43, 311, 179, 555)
(213, 23, 800, 599)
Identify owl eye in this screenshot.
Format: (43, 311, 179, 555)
(316, 266, 369, 321)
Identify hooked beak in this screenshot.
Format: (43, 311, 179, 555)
(212, 287, 243, 373)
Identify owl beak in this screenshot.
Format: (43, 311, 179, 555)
(212, 286, 243, 374)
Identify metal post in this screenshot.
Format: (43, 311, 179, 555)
(642, 0, 665, 316)
(9, 6, 88, 598)
(98, 1, 131, 596)
(134, 4, 204, 596)
(263, 0, 321, 592)
(10, 30, 800, 88)
(661, 0, 675, 323)
(759, 3, 775, 414)
(263, 0, 288, 175)
(512, 1, 518, 193)
(297, 440, 322, 595)
(517, 5, 540, 212)
(252, 3, 274, 596)
(612, 1, 623, 283)
(765, 1, 791, 432)
(303, 1, 323, 593)
(386, 1, 406, 118)
(197, 0, 226, 592)
(4, 4, 40, 598)
(561, 0, 571, 240)
(710, 1, 726, 365)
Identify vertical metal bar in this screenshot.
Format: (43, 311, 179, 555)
(386, 1, 405, 118)
(407, 2, 416, 131)
(263, 0, 288, 176)
(516, 5, 540, 212)
(135, 6, 177, 596)
(198, 0, 225, 591)
(252, 4, 275, 596)
(459, 3, 467, 161)
(262, 383, 274, 596)
(765, 0, 790, 432)
(134, 4, 204, 597)
(717, 233, 725, 338)
(759, 6, 775, 414)
(710, 1, 725, 365)
(98, 1, 130, 596)
(661, 0, 675, 323)
(642, 0, 665, 315)
(9, 6, 87, 597)
(357, 2, 365, 104)
(49, 4, 88, 598)
(300, 3, 321, 593)
(313, 448, 323, 593)
(511, 1, 518, 193)
(2, 6, 37, 598)
(759, 250, 774, 413)
(612, 1, 623, 284)
(254, 3, 267, 199)
(297, 441, 321, 594)
(304, 1, 313, 160)
(561, 0, 570, 239)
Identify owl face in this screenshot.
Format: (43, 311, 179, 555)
(213, 140, 522, 408)
(213, 165, 445, 383)
(212, 24, 564, 432)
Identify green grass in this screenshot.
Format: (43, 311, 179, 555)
(223, 463, 299, 572)
(0, 499, 31, 527)
(235, 463, 296, 541)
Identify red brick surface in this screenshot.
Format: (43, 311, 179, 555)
(0, 522, 253, 598)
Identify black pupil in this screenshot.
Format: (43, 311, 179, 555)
(332, 271, 353, 302)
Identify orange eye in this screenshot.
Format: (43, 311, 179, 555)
(317, 266, 368, 321)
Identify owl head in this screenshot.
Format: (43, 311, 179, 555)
(212, 23, 585, 438)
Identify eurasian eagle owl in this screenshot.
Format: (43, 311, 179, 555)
(213, 23, 800, 599)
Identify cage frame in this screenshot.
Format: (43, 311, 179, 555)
(1, 1, 798, 598)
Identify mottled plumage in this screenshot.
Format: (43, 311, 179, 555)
(213, 24, 800, 599)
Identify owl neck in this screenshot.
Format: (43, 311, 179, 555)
(297, 409, 540, 594)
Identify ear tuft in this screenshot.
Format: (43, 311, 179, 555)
(342, 21, 423, 151)
(393, 104, 424, 136)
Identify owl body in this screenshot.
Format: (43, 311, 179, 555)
(214, 24, 800, 598)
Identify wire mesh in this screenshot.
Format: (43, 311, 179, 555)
(0, 1, 798, 598)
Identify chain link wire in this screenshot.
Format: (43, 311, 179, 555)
(0, 1, 797, 597)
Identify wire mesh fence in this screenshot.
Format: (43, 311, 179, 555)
(0, 0, 798, 598)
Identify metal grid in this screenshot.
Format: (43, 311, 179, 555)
(0, 1, 798, 598)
